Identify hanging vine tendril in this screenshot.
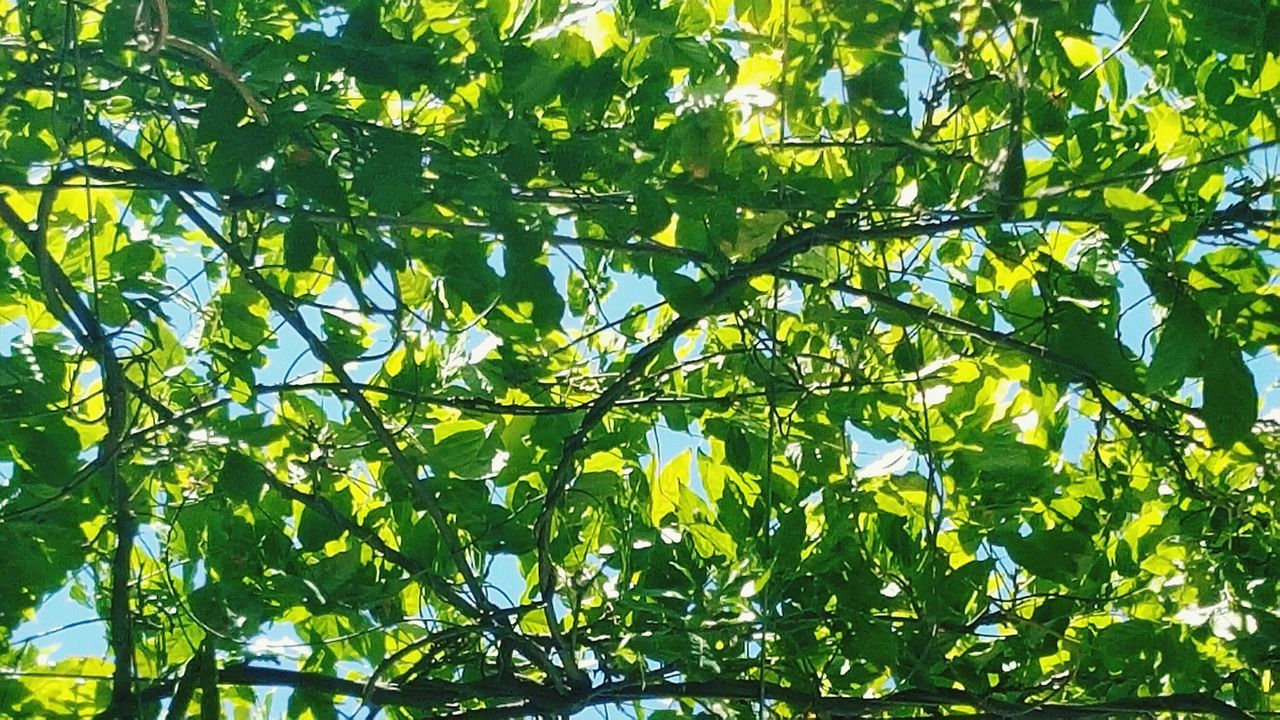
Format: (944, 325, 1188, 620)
(132, 0, 268, 122)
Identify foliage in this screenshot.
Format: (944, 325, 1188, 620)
(0, 0, 1278, 717)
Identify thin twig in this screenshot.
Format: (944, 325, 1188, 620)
(1077, 3, 1150, 82)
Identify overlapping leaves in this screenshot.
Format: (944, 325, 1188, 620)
(0, 0, 1277, 717)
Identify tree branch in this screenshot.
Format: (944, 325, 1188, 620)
(87, 139, 575, 691)
(0, 188, 136, 715)
(125, 664, 1254, 720)
(254, 462, 481, 618)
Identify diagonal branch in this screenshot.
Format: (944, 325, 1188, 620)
(254, 461, 480, 618)
(87, 139, 576, 688)
(161, 642, 204, 720)
(776, 268, 1203, 419)
(777, 268, 1069, 371)
(182, 200, 492, 606)
(95, 139, 489, 609)
(528, 212, 892, 682)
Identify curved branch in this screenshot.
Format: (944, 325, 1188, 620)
(86, 139, 573, 691)
(0, 187, 135, 714)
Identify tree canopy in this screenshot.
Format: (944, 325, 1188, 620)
(1, 0, 1278, 717)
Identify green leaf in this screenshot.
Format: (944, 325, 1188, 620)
(285, 151, 349, 211)
(732, 210, 787, 259)
(283, 219, 321, 271)
(8, 424, 79, 485)
(502, 140, 541, 185)
(5, 135, 55, 164)
(1190, 248, 1268, 293)
(1002, 527, 1091, 585)
(320, 311, 369, 360)
(428, 420, 492, 477)
(502, 242, 565, 329)
(1047, 307, 1141, 392)
(221, 452, 264, 501)
(1146, 297, 1210, 390)
(724, 426, 751, 472)
(655, 272, 704, 317)
(296, 507, 343, 551)
(195, 80, 250, 143)
(353, 132, 424, 213)
(677, 0, 713, 34)
(1200, 338, 1257, 447)
(650, 449, 691, 525)
(1102, 187, 1158, 215)
(106, 241, 162, 276)
(287, 688, 340, 720)
(634, 187, 673, 237)
(1183, 0, 1266, 55)
(892, 337, 923, 373)
(551, 142, 586, 184)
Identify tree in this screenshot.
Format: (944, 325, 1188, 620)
(0, 0, 1277, 716)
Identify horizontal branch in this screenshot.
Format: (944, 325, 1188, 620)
(6, 159, 1275, 264)
(121, 664, 1256, 720)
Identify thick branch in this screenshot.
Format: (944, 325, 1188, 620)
(126, 664, 1253, 720)
(0, 190, 135, 715)
(94, 140, 490, 613)
(5, 160, 1275, 256)
(85, 141, 574, 689)
(527, 212, 1000, 668)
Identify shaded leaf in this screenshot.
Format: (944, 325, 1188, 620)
(1201, 338, 1258, 447)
